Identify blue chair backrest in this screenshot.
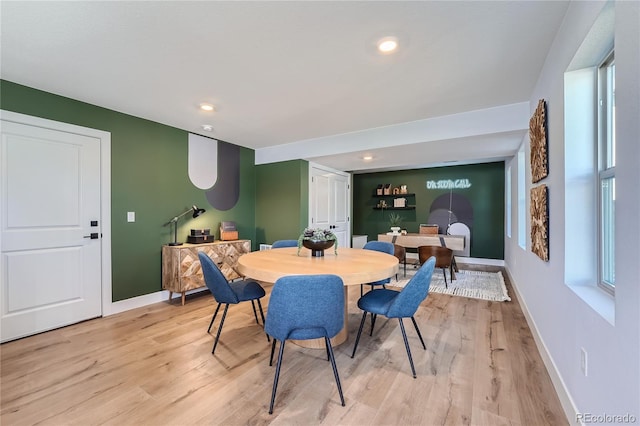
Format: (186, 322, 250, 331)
(271, 240, 298, 248)
(198, 252, 239, 304)
(363, 241, 394, 255)
(265, 274, 344, 341)
(363, 241, 395, 284)
(386, 257, 436, 318)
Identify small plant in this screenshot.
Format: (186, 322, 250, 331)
(297, 227, 338, 255)
(388, 212, 403, 228)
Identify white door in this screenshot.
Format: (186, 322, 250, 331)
(309, 164, 350, 249)
(1, 120, 102, 342)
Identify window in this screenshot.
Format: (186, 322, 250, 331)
(598, 52, 615, 293)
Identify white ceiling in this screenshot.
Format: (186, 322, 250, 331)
(1, 1, 570, 173)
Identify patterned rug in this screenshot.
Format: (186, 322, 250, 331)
(390, 268, 511, 302)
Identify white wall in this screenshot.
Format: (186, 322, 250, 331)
(504, 1, 639, 423)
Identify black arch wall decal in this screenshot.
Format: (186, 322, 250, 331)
(205, 141, 240, 211)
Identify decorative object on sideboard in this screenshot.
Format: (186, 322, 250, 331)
(220, 221, 239, 241)
(297, 227, 338, 257)
(376, 184, 384, 195)
(165, 205, 206, 246)
(383, 183, 391, 195)
(530, 99, 548, 183)
(388, 212, 403, 235)
(400, 185, 408, 194)
(530, 184, 549, 261)
(392, 186, 400, 194)
(187, 228, 213, 244)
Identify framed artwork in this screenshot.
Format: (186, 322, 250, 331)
(530, 184, 549, 261)
(530, 99, 548, 183)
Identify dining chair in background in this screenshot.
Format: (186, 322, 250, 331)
(418, 245, 455, 287)
(351, 257, 436, 378)
(265, 274, 346, 414)
(393, 244, 407, 278)
(361, 241, 395, 295)
(198, 252, 269, 355)
(271, 239, 298, 248)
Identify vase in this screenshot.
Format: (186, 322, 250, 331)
(302, 239, 334, 257)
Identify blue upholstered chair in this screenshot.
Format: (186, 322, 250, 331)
(265, 274, 346, 414)
(351, 257, 436, 378)
(361, 241, 395, 296)
(270, 239, 298, 248)
(198, 252, 268, 355)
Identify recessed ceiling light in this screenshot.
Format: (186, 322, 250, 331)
(200, 103, 215, 112)
(377, 37, 398, 54)
(363, 155, 374, 161)
(201, 124, 214, 132)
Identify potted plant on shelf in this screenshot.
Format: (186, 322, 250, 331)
(388, 212, 403, 235)
(297, 227, 339, 257)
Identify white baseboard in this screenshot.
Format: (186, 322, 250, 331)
(503, 266, 577, 425)
(105, 288, 209, 316)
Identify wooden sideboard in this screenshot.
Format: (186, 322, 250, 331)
(161, 240, 251, 305)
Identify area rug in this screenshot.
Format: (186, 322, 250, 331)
(390, 268, 511, 302)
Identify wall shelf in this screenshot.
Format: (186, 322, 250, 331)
(373, 206, 416, 210)
(373, 193, 415, 197)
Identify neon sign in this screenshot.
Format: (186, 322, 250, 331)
(426, 179, 472, 190)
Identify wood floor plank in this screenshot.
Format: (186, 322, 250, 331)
(0, 265, 567, 425)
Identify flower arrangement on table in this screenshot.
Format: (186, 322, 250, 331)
(297, 227, 339, 256)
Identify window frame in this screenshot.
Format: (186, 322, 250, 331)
(597, 50, 615, 295)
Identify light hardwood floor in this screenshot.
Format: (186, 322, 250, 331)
(1, 265, 567, 425)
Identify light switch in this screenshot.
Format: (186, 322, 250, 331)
(127, 212, 135, 222)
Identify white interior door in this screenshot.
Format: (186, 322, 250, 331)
(309, 164, 350, 249)
(1, 120, 102, 342)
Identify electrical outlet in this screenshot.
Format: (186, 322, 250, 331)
(580, 348, 588, 376)
(127, 212, 135, 223)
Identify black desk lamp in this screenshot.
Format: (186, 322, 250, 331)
(166, 205, 206, 246)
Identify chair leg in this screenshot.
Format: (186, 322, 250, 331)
(269, 340, 286, 414)
(398, 318, 417, 378)
(370, 313, 377, 336)
(207, 302, 222, 333)
(360, 284, 364, 297)
(212, 304, 229, 354)
(250, 300, 259, 324)
(325, 337, 345, 407)
(256, 298, 270, 342)
(269, 338, 277, 366)
(442, 268, 448, 288)
(410, 316, 426, 350)
(351, 311, 368, 358)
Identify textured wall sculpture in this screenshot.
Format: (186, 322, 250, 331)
(530, 184, 549, 261)
(530, 99, 548, 183)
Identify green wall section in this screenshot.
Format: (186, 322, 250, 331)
(1, 80, 256, 301)
(353, 162, 505, 259)
(255, 160, 309, 245)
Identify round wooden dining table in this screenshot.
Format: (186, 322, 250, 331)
(237, 246, 398, 347)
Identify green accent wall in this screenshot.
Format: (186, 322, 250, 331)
(1, 80, 256, 301)
(255, 160, 309, 245)
(353, 162, 505, 259)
